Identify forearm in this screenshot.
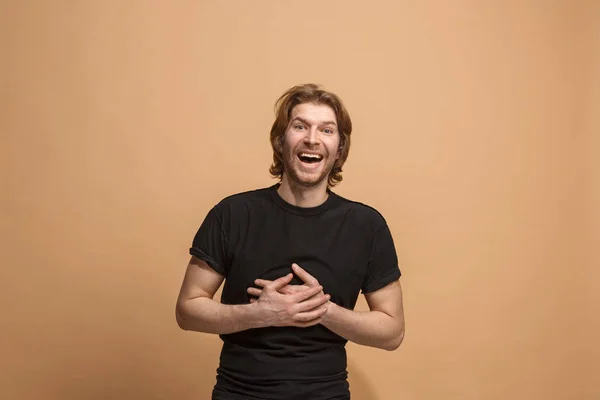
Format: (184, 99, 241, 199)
(176, 297, 261, 335)
(321, 302, 404, 351)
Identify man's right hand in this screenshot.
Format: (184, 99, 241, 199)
(251, 273, 330, 328)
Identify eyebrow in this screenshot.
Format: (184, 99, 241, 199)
(291, 117, 338, 127)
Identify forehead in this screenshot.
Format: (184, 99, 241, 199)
(290, 102, 337, 124)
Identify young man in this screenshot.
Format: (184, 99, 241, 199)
(176, 84, 405, 400)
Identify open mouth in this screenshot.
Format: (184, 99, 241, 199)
(297, 153, 323, 166)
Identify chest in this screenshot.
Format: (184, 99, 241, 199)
(222, 212, 371, 308)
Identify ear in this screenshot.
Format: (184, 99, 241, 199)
(336, 141, 343, 160)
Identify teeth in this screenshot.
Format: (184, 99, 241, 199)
(300, 153, 322, 160)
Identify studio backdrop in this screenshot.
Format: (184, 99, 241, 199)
(1, 1, 598, 399)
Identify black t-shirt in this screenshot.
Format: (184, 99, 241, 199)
(190, 184, 401, 400)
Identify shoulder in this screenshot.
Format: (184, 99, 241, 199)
(334, 193, 389, 232)
(211, 186, 274, 218)
(217, 186, 272, 206)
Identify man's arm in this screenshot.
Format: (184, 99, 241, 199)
(175, 257, 260, 334)
(321, 280, 405, 351)
(176, 257, 330, 334)
(253, 264, 405, 351)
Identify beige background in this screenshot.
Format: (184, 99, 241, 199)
(1, 1, 598, 399)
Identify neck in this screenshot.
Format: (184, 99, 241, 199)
(277, 175, 330, 208)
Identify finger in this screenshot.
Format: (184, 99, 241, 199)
(250, 298, 257, 303)
(280, 287, 293, 295)
(291, 284, 324, 302)
(253, 278, 273, 288)
(293, 306, 328, 322)
(297, 293, 330, 312)
(281, 285, 306, 295)
(264, 273, 293, 291)
(292, 263, 319, 286)
(291, 286, 323, 303)
(247, 287, 262, 297)
(294, 317, 322, 328)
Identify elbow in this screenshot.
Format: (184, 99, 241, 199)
(175, 296, 213, 333)
(175, 302, 191, 331)
(384, 327, 405, 351)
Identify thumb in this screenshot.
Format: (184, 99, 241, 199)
(292, 263, 318, 286)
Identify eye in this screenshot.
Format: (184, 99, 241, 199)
(324, 128, 334, 134)
(295, 124, 306, 130)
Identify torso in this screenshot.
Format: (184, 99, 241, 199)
(201, 185, 398, 400)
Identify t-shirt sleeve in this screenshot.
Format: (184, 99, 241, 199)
(189, 206, 229, 276)
(362, 223, 401, 293)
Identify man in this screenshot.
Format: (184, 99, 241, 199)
(176, 83, 405, 400)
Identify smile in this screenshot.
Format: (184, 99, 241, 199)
(297, 153, 323, 165)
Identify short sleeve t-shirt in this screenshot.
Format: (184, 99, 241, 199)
(190, 184, 401, 400)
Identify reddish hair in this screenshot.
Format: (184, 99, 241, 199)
(269, 84, 352, 187)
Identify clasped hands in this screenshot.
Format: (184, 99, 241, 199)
(246, 263, 331, 328)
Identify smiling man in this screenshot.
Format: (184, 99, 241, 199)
(176, 84, 405, 400)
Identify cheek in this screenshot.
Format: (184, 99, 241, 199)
(328, 139, 341, 159)
(283, 135, 302, 154)
(281, 140, 296, 160)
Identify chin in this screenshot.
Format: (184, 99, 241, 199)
(290, 170, 329, 188)
(283, 158, 334, 188)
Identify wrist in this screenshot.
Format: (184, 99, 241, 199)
(321, 300, 337, 327)
(244, 301, 269, 329)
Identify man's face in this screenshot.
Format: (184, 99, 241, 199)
(281, 102, 341, 188)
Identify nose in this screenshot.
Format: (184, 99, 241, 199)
(303, 126, 319, 145)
